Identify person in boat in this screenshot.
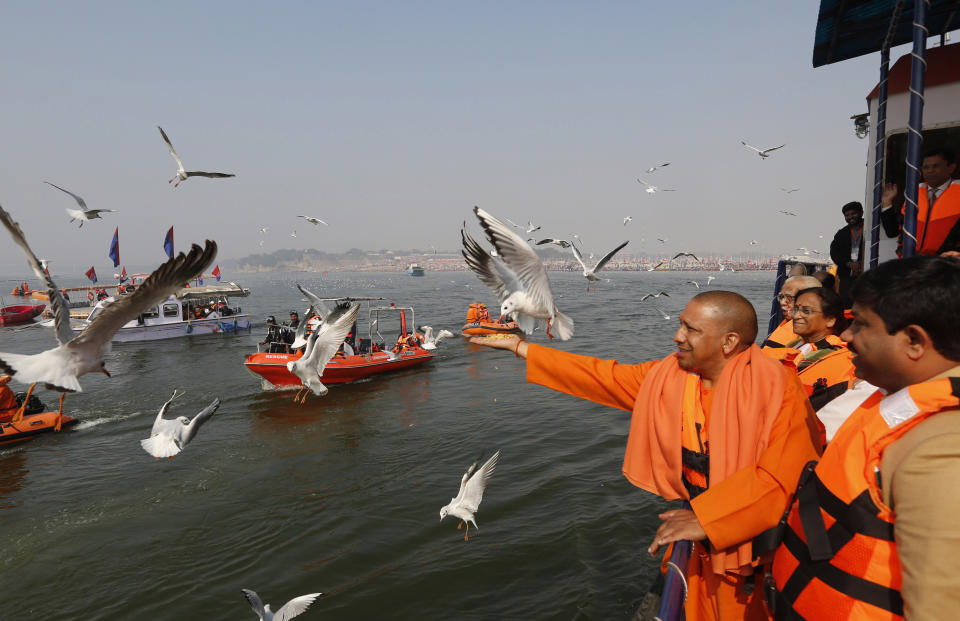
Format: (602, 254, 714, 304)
(473, 291, 821, 620)
(769, 255, 960, 620)
(0, 374, 18, 418)
(96, 288, 108, 301)
(761, 275, 821, 350)
(285, 310, 300, 330)
(260, 316, 289, 353)
(830, 201, 865, 307)
(881, 146, 960, 257)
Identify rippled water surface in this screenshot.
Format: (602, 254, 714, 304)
(0, 270, 776, 620)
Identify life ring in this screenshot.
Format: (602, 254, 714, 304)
(87, 290, 95, 302)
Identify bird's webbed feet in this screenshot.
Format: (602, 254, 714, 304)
(13, 382, 38, 422)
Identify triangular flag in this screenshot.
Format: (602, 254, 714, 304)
(108, 227, 120, 268)
(212, 265, 221, 282)
(163, 226, 174, 259)
(85, 266, 98, 283)
(119, 266, 128, 283)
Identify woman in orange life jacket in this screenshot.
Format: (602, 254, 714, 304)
(762, 275, 821, 350)
(769, 255, 960, 620)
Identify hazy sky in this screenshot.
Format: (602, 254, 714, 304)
(1, 2, 905, 276)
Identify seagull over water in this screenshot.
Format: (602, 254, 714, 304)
(158, 126, 235, 187)
(140, 391, 221, 459)
(44, 182, 116, 228)
(571, 241, 629, 289)
(287, 302, 360, 403)
(241, 589, 321, 621)
(462, 208, 573, 340)
(419, 326, 454, 350)
(645, 162, 671, 173)
(440, 450, 501, 541)
(671, 252, 700, 262)
(535, 238, 573, 249)
(0, 203, 216, 428)
(637, 178, 677, 194)
(740, 140, 786, 159)
(298, 215, 328, 226)
(640, 291, 670, 302)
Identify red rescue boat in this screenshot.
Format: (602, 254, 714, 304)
(0, 304, 46, 327)
(460, 302, 521, 336)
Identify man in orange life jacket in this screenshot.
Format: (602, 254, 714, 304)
(0, 373, 18, 417)
(880, 147, 960, 256)
(473, 291, 821, 620)
(769, 256, 960, 620)
(762, 276, 821, 350)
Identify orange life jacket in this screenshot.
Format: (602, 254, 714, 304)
(763, 319, 799, 350)
(770, 376, 960, 620)
(679, 373, 710, 500)
(797, 345, 856, 412)
(901, 180, 960, 255)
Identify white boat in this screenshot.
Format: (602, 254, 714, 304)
(70, 282, 252, 342)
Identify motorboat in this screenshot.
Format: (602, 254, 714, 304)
(408, 263, 425, 276)
(0, 304, 45, 327)
(69, 282, 251, 342)
(0, 393, 77, 445)
(460, 302, 521, 337)
(244, 298, 434, 390)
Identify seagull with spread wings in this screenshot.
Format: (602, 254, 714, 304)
(289, 283, 333, 350)
(740, 140, 786, 158)
(535, 238, 573, 249)
(0, 203, 216, 428)
(571, 241, 629, 291)
(462, 207, 573, 340)
(419, 326, 454, 350)
(440, 450, 501, 541)
(241, 589, 321, 621)
(671, 252, 700, 262)
(297, 215, 327, 226)
(637, 178, 677, 194)
(158, 126, 235, 187)
(623, 216, 632, 226)
(640, 291, 670, 302)
(645, 162, 670, 173)
(780, 187, 800, 194)
(778, 210, 798, 217)
(44, 182, 116, 228)
(140, 391, 222, 459)
(286, 302, 360, 403)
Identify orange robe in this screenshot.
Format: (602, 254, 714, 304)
(526, 344, 821, 621)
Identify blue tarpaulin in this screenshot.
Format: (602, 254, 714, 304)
(813, 0, 960, 67)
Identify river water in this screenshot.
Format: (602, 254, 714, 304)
(0, 269, 776, 620)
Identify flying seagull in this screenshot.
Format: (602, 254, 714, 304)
(0, 203, 216, 428)
(740, 140, 786, 159)
(623, 216, 632, 226)
(241, 589, 321, 621)
(286, 302, 360, 403)
(535, 238, 572, 249)
(706, 276, 716, 285)
(646, 260, 667, 272)
(637, 178, 677, 194)
(290, 230, 297, 238)
(298, 215, 328, 226)
(290, 283, 333, 349)
(571, 241, 629, 289)
(645, 162, 671, 173)
(44, 182, 116, 228)
(140, 391, 221, 459)
(504, 218, 541, 234)
(670, 252, 700, 262)
(158, 126, 235, 187)
(440, 449, 501, 541)
(419, 326, 454, 350)
(259, 227, 269, 234)
(640, 291, 670, 302)
(778, 210, 798, 217)
(462, 211, 573, 340)
(749, 239, 760, 246)
(656, 237, 668, 243)
(780, 187, 800, 194)
(685, 280, 701, 289)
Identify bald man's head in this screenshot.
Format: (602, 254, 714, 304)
(690, 290, 758, 346)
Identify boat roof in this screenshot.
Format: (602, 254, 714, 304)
(176, 282, 251, 300)
(813, 0, 960, 67)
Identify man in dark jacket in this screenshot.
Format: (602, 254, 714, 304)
(829, 201, 864, 308)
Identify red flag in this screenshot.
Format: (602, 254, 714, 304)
(85, 266, 98, 283)
(212, 265, 221, 282)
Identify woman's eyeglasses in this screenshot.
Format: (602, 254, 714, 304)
(791, 306, 823, 317)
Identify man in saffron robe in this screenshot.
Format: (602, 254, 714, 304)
(473, 291, 821, 620)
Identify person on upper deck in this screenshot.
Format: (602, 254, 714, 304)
(769, 255, 960, 620)
(829, 201, 864, 307)
(472, 291, 822, 620)
(880, 147, 960, 257)
(761, 275, 821, 350)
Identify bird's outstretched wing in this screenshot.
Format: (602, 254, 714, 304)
(298, 215, 327, 225)
(569, 244, 589, 272)
(301, 303, 359, 378)
(0, 204, 74, 345)
(592, 240, 629, 273)
(296, 284, 333, 319)
(636, 178, 653, 188)
(671, 252, 700, 262)
(182, 397, 221, 447)
(461, 228, 523, 302)
(764, 144, 786, 153)
(462, 449, 501, 512)
(43, 181, 87, 209)
(158, 126, 185, 173)
(740, 140, 762, 153)
(185, 171, 235, 179)
(152, 389, 183, 433)
(241, 589, 267, 619)
(274, 592, 322, 621)
(70, 240, 217, 351)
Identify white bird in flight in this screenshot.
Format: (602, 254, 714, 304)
(749, 240, 760, 246)
(671, 252, 700, 262)
(740, 140, 786, 158)
(419, 326, 454, 350)
(535, 238, 573, 249)
(637, 178, 677, 194)
(287, 303, 360, 403)
(44, 182, 116, 228)
(259, 227, 269, 234)
(505, 218, 541, 234)
(290, 230, 297, 238)
(623, 216, 632, 226)
(706, 276, 717, 285)
(646, 260, 667, 272)
(0, 204, 216, 428)
(298, 215, 328, 226)
(462, 210, 573, 340)
(241, 589, 321, 621)
(158, 126, 235, 187)
(778, 210, 798, 217)
(140, 391, 221, 459)
(440, 449, 501, 541)
(780, 187, 800, 194)
(571, 241, 629, 289)
(640, 291, 670, 302)
(686, 280, 701, 289)
(645, 162, 671, 173)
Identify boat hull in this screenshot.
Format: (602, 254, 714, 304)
(71, 315, 251, 342)
(461, 321, 522, 336)
(244, 349, 434, 388)
(0, 305, 45, 327)
(0, 412, 78, 445)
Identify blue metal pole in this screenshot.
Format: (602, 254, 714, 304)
(870, 49, 891, 269)
(901, 0, 929, 258)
